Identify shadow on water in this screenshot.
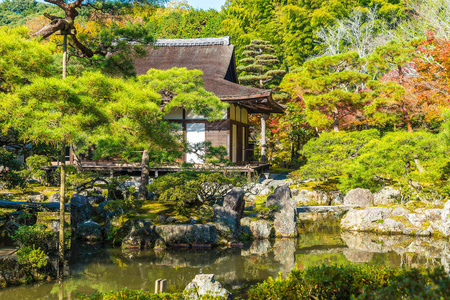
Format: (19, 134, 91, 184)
(1, 231, 449, 299)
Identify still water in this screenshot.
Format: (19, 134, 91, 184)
(1, 231, 449, 299)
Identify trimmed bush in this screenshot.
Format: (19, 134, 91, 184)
(248, 265, 450, 300)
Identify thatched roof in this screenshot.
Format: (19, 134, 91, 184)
(133, 37, 285, 114)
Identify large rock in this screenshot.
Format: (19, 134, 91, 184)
(70, 194, 94, 228)
(373, 187, 401, 206)
(184, 274, 231, 300)
(214, 205, 240, 238)
(153, 224, 218, 246)
(294, 189, 314, 206)
(442, 201, 450, 236)
(274, 199, 297, 237)
(377, 218, 405, 234)
(341, 207, 392, 231)
(392, 206, 409, 216)
(344, 188, 374, 207)
(76, 219, 103, 241)
(28, 194, 45, 202)
(266, 184, 292, 208)
(331, 191, 344, 205)
(122, 222, 156, 250)
(48, 193, 61, 203)
(240, 218, 273, 239)
(223, 187, 245, 217)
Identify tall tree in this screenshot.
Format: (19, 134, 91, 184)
(412, 34, 450, 123)
(0, 72, 111, 271)
(238, 39, 285, 89)
(281, 52, 368, 132)
(365, 40, 443, 132)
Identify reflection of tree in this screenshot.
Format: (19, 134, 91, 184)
(296, 253, 350, 270)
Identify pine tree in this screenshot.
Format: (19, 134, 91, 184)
(237, 40, 285, 89)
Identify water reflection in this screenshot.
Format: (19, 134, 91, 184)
(1, 232, 449, 299)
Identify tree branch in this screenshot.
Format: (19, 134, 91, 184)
(70, 33, 95, 58)
(31, 18, 67, 39)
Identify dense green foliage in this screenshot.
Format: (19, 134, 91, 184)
(0, 148, 24, 188)
(221, 0, 406, 65)
(11, 224, 54, 252)
(248, 265, 450, 300)
(281, 52, 369, 132)
(290, 129, 380, 183)
(291, 128, 450, 196)
(149, 171, 246, 214)
(237, 40, 285, 89)
(0, 0, 60, 27)
(340, 131, 448, 193)
(74, 289, 226, 299)
(0, 27, 56, 93)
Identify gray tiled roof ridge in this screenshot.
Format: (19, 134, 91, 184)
(154, 36, 230, 47)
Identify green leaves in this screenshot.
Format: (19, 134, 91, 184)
(282, 51, 368, 131)
(340, 131, 449, 193)
(0, 27, 56, 93)
(238, 39, 285, 89)
(0, 74, 109, 146)
(290, 129, 380, 182)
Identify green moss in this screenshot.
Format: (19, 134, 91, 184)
(405, 201, 429, 211)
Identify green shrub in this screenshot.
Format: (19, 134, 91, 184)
(359, 266, 450, 300)
(0, 148, 24, 188)
(73, 289, 225, 299)
(20, 154, 50, 185)
(10, 224, 54, 252)
(290, 129, 380, 183)
(339, 131, 449, 195)
(148, 171, 246, 215)
(248, 265, 400, 300)
(16, 246, 47, 269)
(248, 265, 450, 300)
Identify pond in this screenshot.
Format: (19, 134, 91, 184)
(1, 231, 449, 299)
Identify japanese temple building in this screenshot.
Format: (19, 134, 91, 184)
(133, 36, 285, 164)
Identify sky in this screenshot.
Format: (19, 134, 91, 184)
(33, 0, 227, 11)
(183, 0, 226, 11)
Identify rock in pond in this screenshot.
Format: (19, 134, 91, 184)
(341, 207, 392, 231)
(274, 199, 297, 237)
(122, 224, 218, 249)
(240, 218, 273, 239)
(153, 224, 218, 247)
(184, 274, 231, 300)
(214, 205, 241, 238)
